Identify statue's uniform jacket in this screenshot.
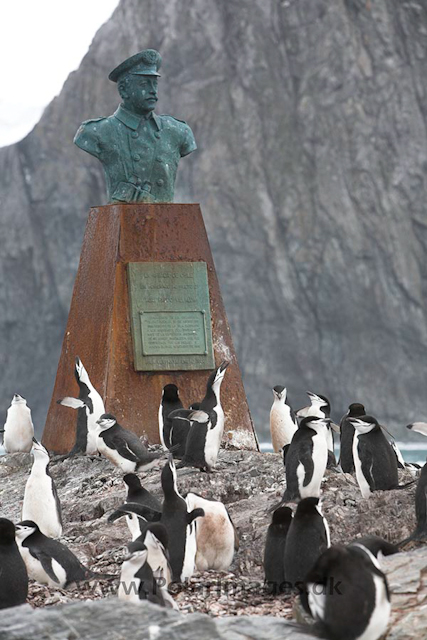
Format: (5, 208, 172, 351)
(74, 104, 196, 203)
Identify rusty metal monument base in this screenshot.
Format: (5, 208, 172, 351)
(42, 204, 257, 454)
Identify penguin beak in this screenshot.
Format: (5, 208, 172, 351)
(219, 361, 229, 372)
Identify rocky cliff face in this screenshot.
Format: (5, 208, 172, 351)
(1, 0, 427, 438)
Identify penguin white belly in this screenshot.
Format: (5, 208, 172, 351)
(4, 406, 34, 453)
(126, 514, 142, 541)
(147, 547, 172, 587)
(356, 574, 390, 640)
(118, 561, 141, 603)
(22, 473, 62, 538)
(85, 425, 98, 456)
(19, 545, 64, 587)
(270, 407, 297, 453)
(326, 427, 333, 453)
(204, 413, 224, 468)
(298, 433, 327, 498)
(97, 437, 136, 473)
(181, 522, 197, 580)
(158, 406, 168, 451)
(307, 582, 326, 621)
(353, 434, 372, 499)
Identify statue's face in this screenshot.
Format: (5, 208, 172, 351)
(122, 75, 158, 115)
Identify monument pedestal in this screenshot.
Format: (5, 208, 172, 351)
(42, 203, 257, 453)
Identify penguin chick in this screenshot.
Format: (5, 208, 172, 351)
(56, 356, 105, 456)
(185, 493, 238, 571)
(282, 416, 330, 501)
(284, 497, 330, 589)
(269, 386, 298, 453)
(264, 506, 293, 594)
(0, 518, 28, 609)
(349, 415, 399, 499)
(301, 541, 391, 640)
(339, 402, 366, 473)
(158, 384, 183, 451)
(95, 414, 163, 473)
(22, 439, 63, 538)
(297, 391, 338, 467)
(3, 394, 34, 454)
(15, 521, 115, 588)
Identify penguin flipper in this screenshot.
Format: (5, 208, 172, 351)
(187, 508, 205, 524)
(108, 502, 162, 524)
(31, 549, 61, 584)
(112, 437, 140, 463)
(57, 397, 87, 410)
(359, 445, 375, 492)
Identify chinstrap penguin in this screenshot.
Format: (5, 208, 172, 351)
(339, 402, 366, 473)
(15, 521, 115, 588)
(178, 362, 229, 471)
(297, 392, 338, 467)
(284, 497, 330, 589)
(22, 439, 63, 538)
(263, 506, 293, 594)
(0, 518, 28, 610)
(269, 386, 298, 455)
(2, 394, 34, 454)
(57, 356, 105, 456)
(301, 538, 393, 640)
(349, 415, 399, 498)
(158, 384, 183, 451)
(95, 414, 163, 473)
(281, 416, 330, 501)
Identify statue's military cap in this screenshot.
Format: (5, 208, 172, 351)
(109, 49, 162, 82)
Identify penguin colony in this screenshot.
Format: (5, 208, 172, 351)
(0, 367, 424, 640)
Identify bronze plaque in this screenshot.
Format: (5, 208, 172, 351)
(127, 262, 215, 371)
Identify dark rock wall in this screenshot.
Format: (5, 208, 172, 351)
(1, 0, 427, 437)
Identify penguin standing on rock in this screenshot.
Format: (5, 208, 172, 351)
(0, 518, 28, 610)
(269, 386, 298, 454)
(22, 439, 63, 538)
(178, 361, 229, 471)
(263, 506, 293, 594)
(2, 394, 34, 453)
(57, 357, 105, 456)
(339, 402, 366, 473)
(349, 415, 399, 498)
(160, 457, 204, 581)
(297, 392, 338, 467)
(95, 414, 163, 473)
(15, 521, 115, 588)
(185, 492, 238, 571)
(284, 498, 330, 589)
(281, 416, 330, 501)
(301, 538, 393, 640)
(158, 384, 183, 451)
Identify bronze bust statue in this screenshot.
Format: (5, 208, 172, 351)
(74, 49, 196, 203)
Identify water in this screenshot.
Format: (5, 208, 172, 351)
(259, 441, 427, 466)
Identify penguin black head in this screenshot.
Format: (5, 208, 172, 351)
(127, 538, 148, 556)
(31, 439, 49, 459)
(294, 497, 321, 518)
(347, 403, 366, 417)
(15, 521, 39, 541)
(97, 414, 117, 429)
(162, 384, 180, 401)
(307, 391, 330, 411)
(208, 361, 229, 390)
(0, 518, 17, 544)
(123, 474, 142, 491)
(189, 402, 201, 410)
(74, 356, 90, 386)
(271, 506, 293, 526)
(161, 455, 182, 500)
(348, 415, 380, 434)
(272, 386, 287, 401)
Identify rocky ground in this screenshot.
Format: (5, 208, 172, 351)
(0, 444, 425, 635)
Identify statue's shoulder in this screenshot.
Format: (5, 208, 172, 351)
(74, 116, 115, 155)
(77, 116, 112, 134)
(159, 115, 196, 156)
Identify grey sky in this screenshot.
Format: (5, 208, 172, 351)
(0, 0, 119, 147)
